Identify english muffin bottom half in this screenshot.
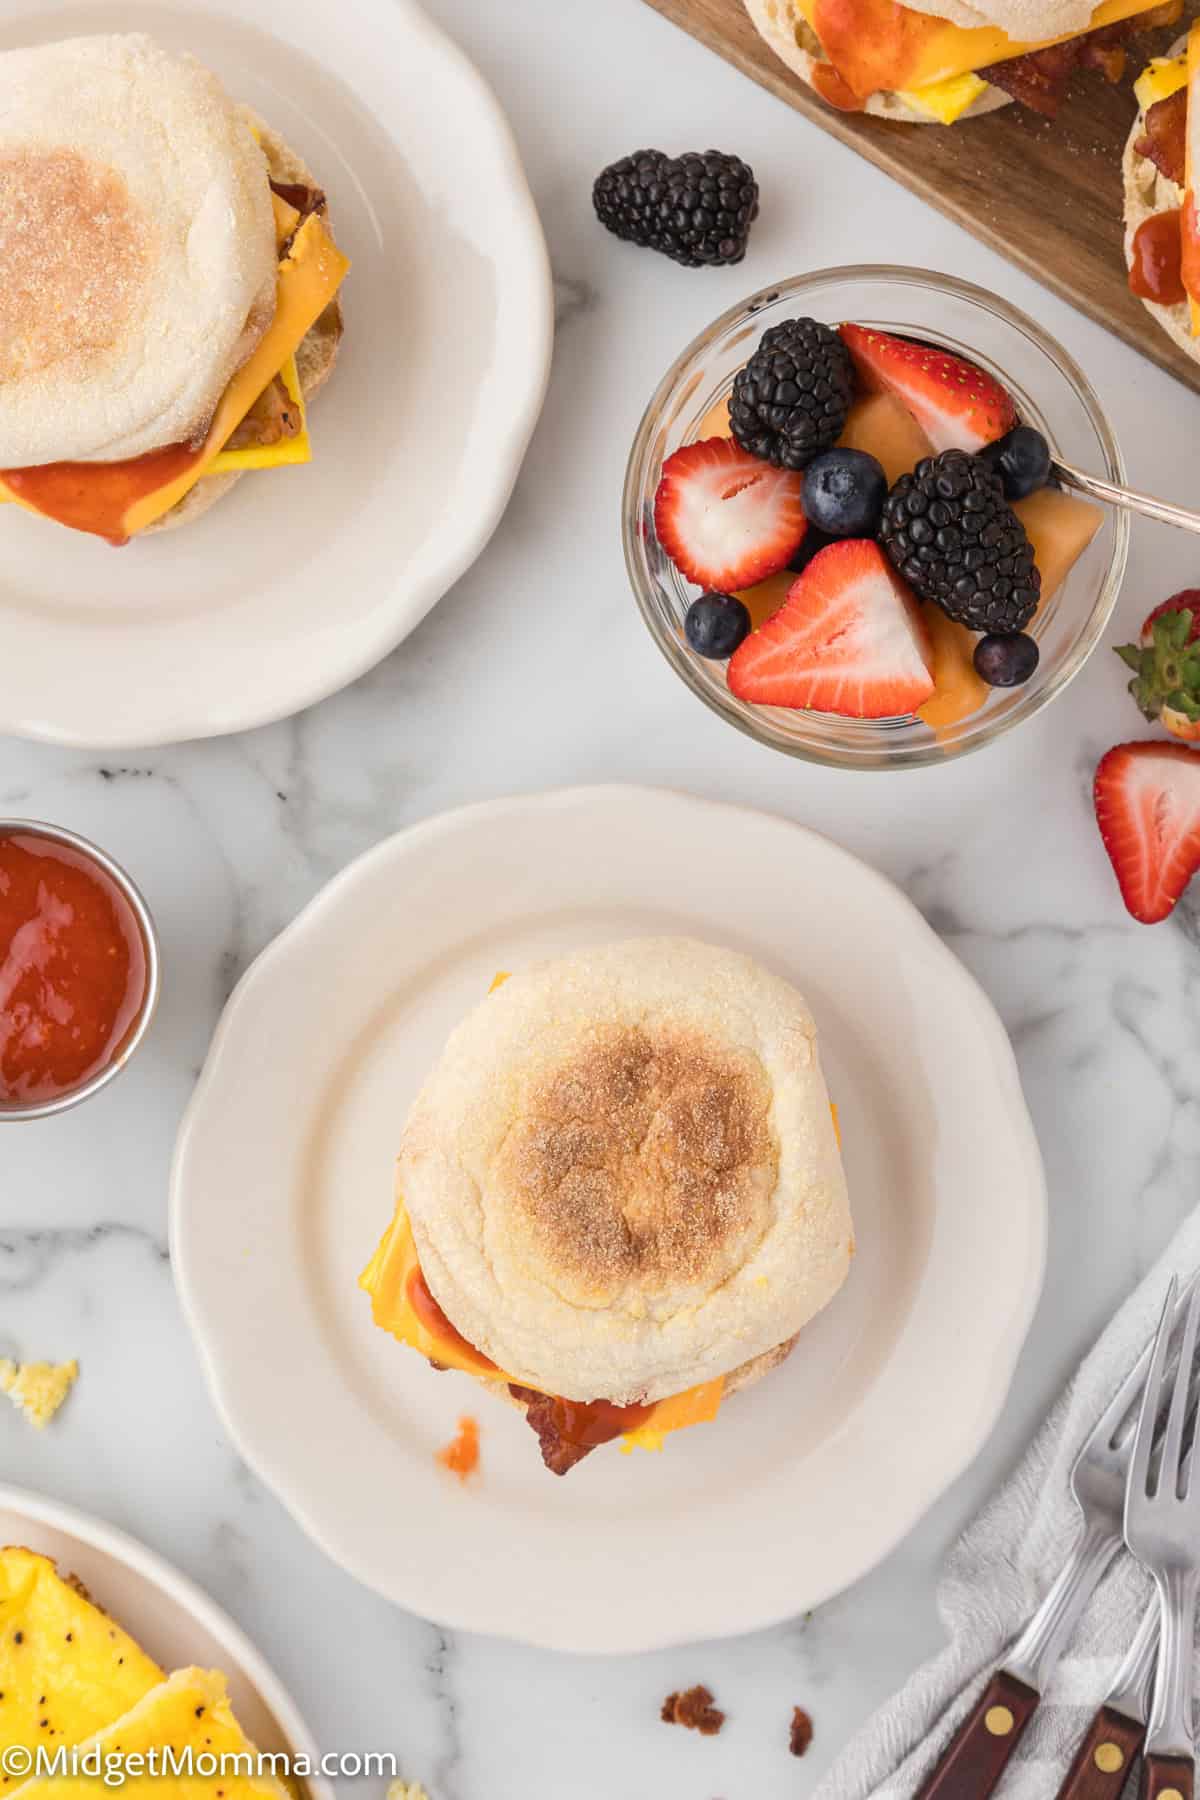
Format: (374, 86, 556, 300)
(361, 938, 854, 1475)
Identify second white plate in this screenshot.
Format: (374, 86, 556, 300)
(0, 1484, 332, 1800)
(171, 786, 1046, 1653)
(0, 0, 551, 747)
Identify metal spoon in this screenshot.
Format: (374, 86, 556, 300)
(1055, 460, 1200, 538)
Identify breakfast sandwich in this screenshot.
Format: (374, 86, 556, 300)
(1123, 24, 1200, 353)
(361, 938, 854, 1475)
(0, 35, 349, 544)
(743, 0, 1181, 123)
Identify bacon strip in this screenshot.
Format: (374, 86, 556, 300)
(982, 42, 1078, 115)
(981, 21, 1134, 118)
(508, 1386, 596, 1476)
(1135, 86, 1188, 188)
(269, 177, 327, 219)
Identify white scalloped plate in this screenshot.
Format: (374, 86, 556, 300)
(0, 0, 551, 747)
(0, 1484, 333, 1800)
(171, 787, 1046, 1653)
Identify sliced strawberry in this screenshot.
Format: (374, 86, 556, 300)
(727, 539, 934, 718)
(838, 324, 1017, 455)
(1094, 741, 1200, 924)
(1141, 591, 1200, 646)
(654, 439, 806, 591)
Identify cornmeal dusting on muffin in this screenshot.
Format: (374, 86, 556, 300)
(499, 1023, 776, 1292)
(0, 149, 153, 379)
(0, 1357, 79, 1427)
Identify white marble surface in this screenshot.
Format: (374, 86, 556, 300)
(3, 0, 1200, 1794)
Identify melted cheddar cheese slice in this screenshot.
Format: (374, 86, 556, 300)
(359, 1204, 726, 1452)
(801, 0, 1166, 99)
(0, 212, 347, 540)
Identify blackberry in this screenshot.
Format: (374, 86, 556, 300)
(592, 149, 759, 268)
(880, 450, 1040, 635)
(729, 318, 855, 471)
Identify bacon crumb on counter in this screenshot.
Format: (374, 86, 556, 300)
(789, 1707, 814, 1757)
(661, 1686, 725, 1736)
(436, 1415, 480, 1481)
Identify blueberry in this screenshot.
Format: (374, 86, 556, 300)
(973, 631, 1040, 687)
(788, 525, 834, 575)
(802, 449, 888, 539)
(684, 591, 751, 659)
(978, 426, 1051, 502)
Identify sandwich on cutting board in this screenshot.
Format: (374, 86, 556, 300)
(361, 938, 854, 1475)
(0, 34, 349, 545)
(0, 1545, 290, 1800)
(743, 0, 1181, 122)
(1124, 22, 1200, 349)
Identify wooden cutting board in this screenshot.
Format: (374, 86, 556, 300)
(641, 0, 1200, 392)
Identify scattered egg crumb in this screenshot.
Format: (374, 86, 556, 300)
(0, 1358, 79, 1427)
(387, 1783, 430, 1800)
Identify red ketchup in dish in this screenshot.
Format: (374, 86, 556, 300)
(0, 831, 147, 1104)
(1129, 210, 1186, 307)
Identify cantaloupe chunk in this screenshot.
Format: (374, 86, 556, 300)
(695, 395, 732, 440)
(838, 393, 932, 486)
(734, 568, 795, 630)
(1013, 488, 1103, 606)
(916, 606, 989, 734)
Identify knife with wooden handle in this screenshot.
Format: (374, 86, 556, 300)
(915, 1282, 1198, 1800)
(913, 1518, 1119, 1800)
(1053, 1600, 1158, 1800)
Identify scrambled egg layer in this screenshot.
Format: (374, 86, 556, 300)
(1135, 51, 1189, 108)
(0, 1547, 162, 1753)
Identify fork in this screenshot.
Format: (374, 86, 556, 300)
(916, 1275, 1199, 1800)
(1125, 1276, 1200, 1800)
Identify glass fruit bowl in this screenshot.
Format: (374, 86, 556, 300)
(622, 265, 1128, 770)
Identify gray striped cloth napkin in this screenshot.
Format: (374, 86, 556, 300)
(814, 1210, 1200, 1800)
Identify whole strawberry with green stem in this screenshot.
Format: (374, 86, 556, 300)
(1115, 592, 1200, 745)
